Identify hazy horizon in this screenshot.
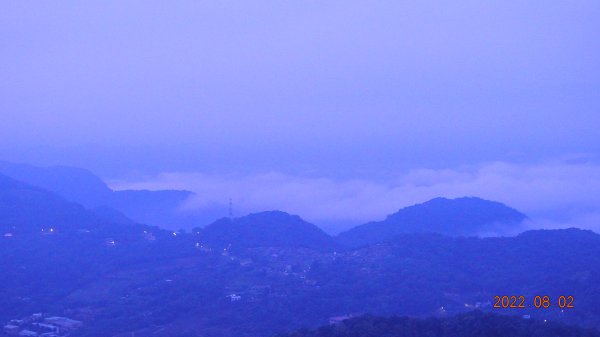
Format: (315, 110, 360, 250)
(2, 1, 600, 232)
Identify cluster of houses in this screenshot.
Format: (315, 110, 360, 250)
(3, 227, 57, 239)
(2, 314, 82, 337)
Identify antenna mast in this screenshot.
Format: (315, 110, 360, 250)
(229, 198, 233, 219)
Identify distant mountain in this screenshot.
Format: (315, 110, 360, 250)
(2, 173, 599, 337)
(198, 211, 338, 251)
(0, 173, 163, 237)
(337, 197, 527, 247)
(0, 173, 104, 234)
(275, 311, 600, 337)
(0, 161, 208, 230)
(0, 161, 113, 207)
(0, 173, 197, 322)
(2, 187, 600, 337)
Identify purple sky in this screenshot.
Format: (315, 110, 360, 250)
(2, 2, 600, 231)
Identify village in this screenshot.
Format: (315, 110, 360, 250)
(2, 313, 82, 337)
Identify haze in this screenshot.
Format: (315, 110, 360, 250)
(2, 1, 600, 231)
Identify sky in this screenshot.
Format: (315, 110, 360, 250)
(2, 1, 600, 232)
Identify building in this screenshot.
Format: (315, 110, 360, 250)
(143, 232, 156, 241)
(33, 323, 58, 333)
(39, 333, 59, 337)
(43, 317, 83, 330)
(4, 324, 19, 335)
(227, 294, 242, 302)
(328, 316, 351, 325)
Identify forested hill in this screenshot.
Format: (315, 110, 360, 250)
(275, 311, 600, 337)
(0, 173, 107, 233)
(2, 173, 600, 336)
(337, 197, 527, 247)
(0, 161, 203, 230)
(197, 211, 338, 252)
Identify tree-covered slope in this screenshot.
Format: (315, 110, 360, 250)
(198, 211, 338, 251)
(337, 197, 527, 247)
(276, 311, 600, 337)
(0, 161, 204, 229)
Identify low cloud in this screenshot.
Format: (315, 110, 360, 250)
(110, 160, 600, 233)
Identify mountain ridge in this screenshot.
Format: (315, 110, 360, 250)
(337, 196, 527, 247)
(0, 161, 204, 230)
(198, 210, 339, 251)
(1, 176, 599, 337)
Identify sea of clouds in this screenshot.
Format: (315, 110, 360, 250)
(110, 159, 600, 234)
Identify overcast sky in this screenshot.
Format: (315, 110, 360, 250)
(2, 1, 600, 231)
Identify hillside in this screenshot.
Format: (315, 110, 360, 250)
(307, 228, 600, 327)
(0, 161, 113, 207)
(337, 197, 527, 247)
(275, 311, 600, 337)
(1, 181, 599, 337)
(24, 228, 598, 337)
(1, 205, 600, 337)
(198, 211, 338, 251)
(0, 161, 205, 230)
(0, 173, 105, 233)
(0, 173, 199, 322)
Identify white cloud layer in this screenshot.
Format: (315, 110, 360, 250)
(110, 160, 600, 234)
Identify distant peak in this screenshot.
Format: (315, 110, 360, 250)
(421, 196, 503, 205)
(338, 196, 527, 247)
(201, 210, 336, 251)
(244, 210, 298, 220)
(208, 210, 304, 227)
(518, 227, 599, 239)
